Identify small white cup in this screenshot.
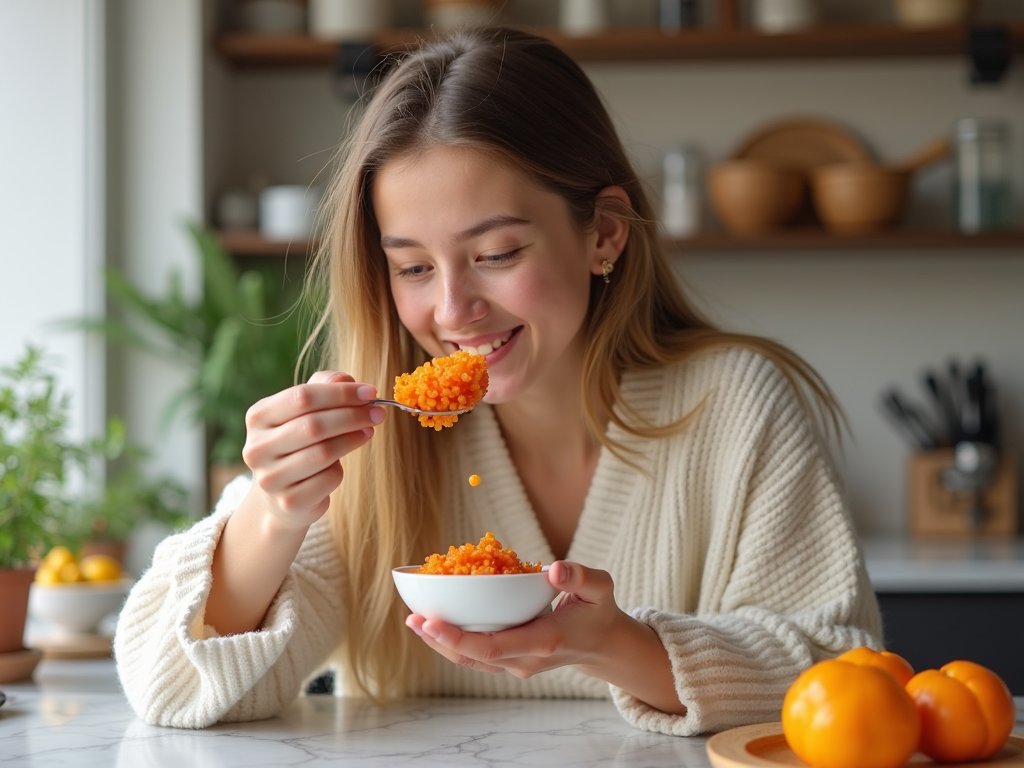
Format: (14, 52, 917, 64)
(751, 0, 818, 33)
(308, 0, 393, 40)
(259, 185, 322, 241)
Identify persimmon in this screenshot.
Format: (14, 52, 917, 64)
(782, 658, 921, 768)
(906, 660, 1016, 762)
(837, 646, 915, 686)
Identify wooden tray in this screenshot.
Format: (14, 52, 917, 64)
(707, 722, 1024, 768)
(0, 648, 43, 684)
(34, 633, 112, 660)
(734, 119, 872, 172)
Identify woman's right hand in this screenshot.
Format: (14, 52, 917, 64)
(241, 371, 385, 529)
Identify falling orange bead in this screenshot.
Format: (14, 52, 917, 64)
(468, 474, 481, 487)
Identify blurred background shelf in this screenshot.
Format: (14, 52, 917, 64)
(214, 24, 1024, 68)
(669, 229, 1024, 252)
(218, 229, 1024, 257)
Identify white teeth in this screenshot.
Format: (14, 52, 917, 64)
(457, 332, 511, 356)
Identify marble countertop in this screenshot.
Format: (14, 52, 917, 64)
(860, 535, 1024, 593)
(0, 660, 711, 767)
(4, 660, 1024, 766)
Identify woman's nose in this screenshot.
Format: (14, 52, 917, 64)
(435, 272, 487, 330)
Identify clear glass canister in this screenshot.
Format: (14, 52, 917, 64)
(955, 118, 1011, 234)
(662, 146, 704, 238)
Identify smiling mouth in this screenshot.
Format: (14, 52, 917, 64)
(453, 327, 521, 356)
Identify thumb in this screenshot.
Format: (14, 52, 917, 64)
(549, 561, 614, 603)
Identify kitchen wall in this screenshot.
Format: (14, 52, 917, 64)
(206, 19, 1024, 535)
(0, 1, 105, 447)
(106, 0, 206, 516)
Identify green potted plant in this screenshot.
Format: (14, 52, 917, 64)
(0, 347, 82, 655)
(67, 223, 310, 506)
(65, 420, 192, 564)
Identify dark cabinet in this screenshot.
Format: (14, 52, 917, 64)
(876, 592, 1024, 694)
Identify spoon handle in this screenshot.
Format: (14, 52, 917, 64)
(370, 399, 471, 417)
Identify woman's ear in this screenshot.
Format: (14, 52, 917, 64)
(588, 186, 631, 277)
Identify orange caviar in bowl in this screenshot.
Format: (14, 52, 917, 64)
(418, 533, 542, 575)
(393, 350, 488, 430)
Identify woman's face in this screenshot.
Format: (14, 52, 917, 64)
(372, 145, 605, 404)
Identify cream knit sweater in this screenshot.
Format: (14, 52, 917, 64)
(114, 347, 882, 734)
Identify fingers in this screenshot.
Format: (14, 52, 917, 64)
(405, 615, 505, 674)
(548, 561, 614, 604)
(253, 430, 371, 498)
(244, 401, 384, 464)
(246, 375, 379, 431)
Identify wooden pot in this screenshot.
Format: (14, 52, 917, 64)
(707, 159, 806, 234)
(811, 163, 910, 233)
(0, 568, 35, 654)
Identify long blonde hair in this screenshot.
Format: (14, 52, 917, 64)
(304, 27, 844, 699)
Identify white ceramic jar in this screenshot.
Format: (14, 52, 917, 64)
(308, 0, 393, 40)
(259, 185, 322, 241)
(751, 0, 818, 33)
(559, 0, 608, 37)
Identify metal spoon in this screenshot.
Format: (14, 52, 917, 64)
(370, 399, 472, 417)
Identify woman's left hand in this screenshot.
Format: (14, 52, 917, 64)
(405, 561, 626, 679)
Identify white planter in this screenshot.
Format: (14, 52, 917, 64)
(308, 0, 392, 40)
(751, 0, 818, 33)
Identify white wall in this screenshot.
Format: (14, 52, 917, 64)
(0, 0, 105, 445)
(106, 0, 205, 510)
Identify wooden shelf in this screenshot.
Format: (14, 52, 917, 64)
(219, 229, 1024, 258)
(215, 24, 1024, 67)
(670, 229, 1024, 252)
(218, 229, 317, 257)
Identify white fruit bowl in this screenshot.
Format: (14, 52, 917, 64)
(28, 578, 134, 635)
(392, 566, 560, 633)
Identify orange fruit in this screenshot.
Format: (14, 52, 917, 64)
(783, 658, 920, 768)
(837, 646, 915, 686)
(906, 660, 1016, 762)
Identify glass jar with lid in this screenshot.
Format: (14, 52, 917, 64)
(954, 118, 1011, 234)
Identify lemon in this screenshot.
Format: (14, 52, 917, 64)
(42, 545, 76, 572)
(34, 566, 61, 585)
(80, 554, 122, 582)
(58, 561, 84, 583)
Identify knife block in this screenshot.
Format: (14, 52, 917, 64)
(908, 449, 1018, 537)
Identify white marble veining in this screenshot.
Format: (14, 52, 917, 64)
(861, 535, 1024, 592)
(0, 660, 711, 767)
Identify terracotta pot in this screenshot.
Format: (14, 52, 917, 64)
(707, 159, 805, 234)
(812, 163, 910, 233)
(0, 568, 35, 654)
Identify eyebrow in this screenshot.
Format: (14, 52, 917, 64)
(380, 214, 530, 250)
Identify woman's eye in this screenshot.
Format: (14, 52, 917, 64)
(480, 249, 521, 266)
(395, 264, 430, 279)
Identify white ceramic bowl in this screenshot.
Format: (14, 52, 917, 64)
(28, 578, 134, 635)
(392, 566, 559, 632)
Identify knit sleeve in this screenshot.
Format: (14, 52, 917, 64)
(113, 475, 346, 728)
(610, 353, 882, 736)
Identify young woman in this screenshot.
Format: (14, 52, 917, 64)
(114, 27, 881, 734)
